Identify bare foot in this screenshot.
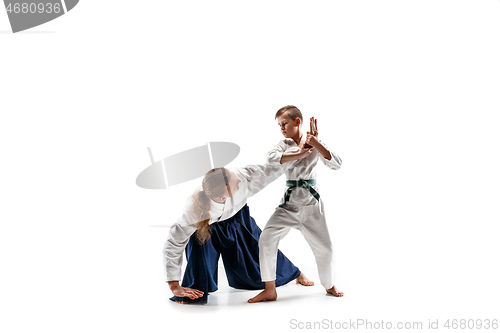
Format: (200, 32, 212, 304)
(248, 288, 277, 303)
(296, 272, 314, 286)
(326, 285, 344, 297)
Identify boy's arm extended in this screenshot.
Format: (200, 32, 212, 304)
(280, 146, 315, 163)
(267, 140, 313, 165)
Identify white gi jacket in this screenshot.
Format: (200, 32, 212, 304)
(266, 136, 342, 206)
(164, 164, 287, 282)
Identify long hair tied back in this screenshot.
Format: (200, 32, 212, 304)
(193, 168, 230, 244)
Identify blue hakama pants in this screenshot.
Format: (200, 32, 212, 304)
(170, 204, 300, 304)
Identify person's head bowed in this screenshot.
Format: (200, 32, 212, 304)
(193, 168, 241, 244)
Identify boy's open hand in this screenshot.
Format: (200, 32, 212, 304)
(310, 117, 318, 137)
(305, 117, 320, 148)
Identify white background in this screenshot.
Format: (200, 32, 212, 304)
(1, 1, 499, 332)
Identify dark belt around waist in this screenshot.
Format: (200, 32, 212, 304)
(279, 179, 320, 208)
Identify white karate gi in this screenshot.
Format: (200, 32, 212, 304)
(163, 164, 287, 282)
(259, 136, 342, 288)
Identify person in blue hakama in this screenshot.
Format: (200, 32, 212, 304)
(164, 165, 314, 304)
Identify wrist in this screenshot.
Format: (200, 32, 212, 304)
(311, 139, 321, 148)
(167, 281, 180, 291)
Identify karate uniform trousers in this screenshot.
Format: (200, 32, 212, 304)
(170, 204, 301, 304)
(259, 197, 335, 290)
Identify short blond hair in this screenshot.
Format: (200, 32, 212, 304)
(275, 105, 303, 122)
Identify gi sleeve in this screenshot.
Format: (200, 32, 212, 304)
(266, 140, 289, 165)
(319, 141, 342, 170)
(238, 164, 287, 198)
(163, 199, 200, 282)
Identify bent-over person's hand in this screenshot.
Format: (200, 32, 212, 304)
(168, 281, 204, 300)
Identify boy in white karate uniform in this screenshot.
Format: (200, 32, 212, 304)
(248, 105, 343, 303)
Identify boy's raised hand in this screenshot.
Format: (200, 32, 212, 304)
(305, 117, 320, 148)
(303, 117, 318, 149)
(310, 117, 318, 136)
